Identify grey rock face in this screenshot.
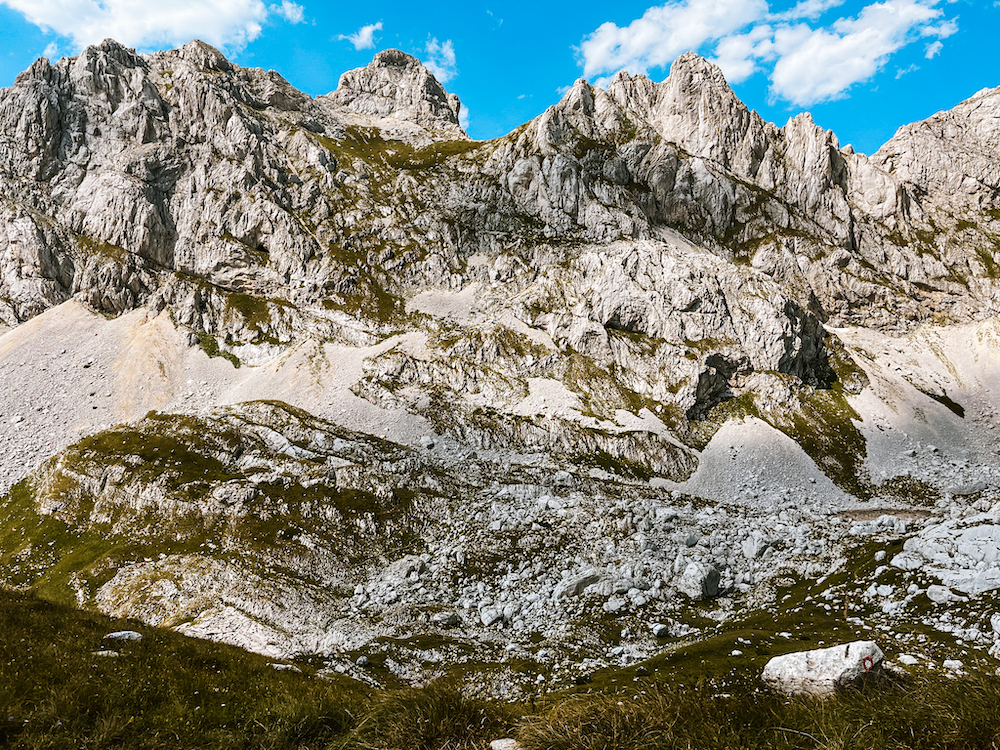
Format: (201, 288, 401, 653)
(872, 86, 1000, 212)
(325, 49, 464, 135)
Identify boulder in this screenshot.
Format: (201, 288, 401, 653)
(926, 584, 961, 604)
(762, 641, 884, 696)
(676, 562, 720, 600)
(555, 569, 603, 598)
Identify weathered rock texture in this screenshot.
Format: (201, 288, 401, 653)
(762, 641, 885, 696)
(3, 40, 1000, 690)
(324, 49, 464, 134)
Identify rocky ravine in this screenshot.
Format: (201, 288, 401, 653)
(2, 40, 1000, 692)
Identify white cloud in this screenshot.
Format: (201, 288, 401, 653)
(338, 21, 382, 50)
(921, 18, 956, 38)
(711, 23, 775, 83)
(581, 0, 957, 106)
(767, 0, 951, 104)
(578, 0, 768, 79)
(424, 37, 457, 83)
(42, 41, 59, 59)
(925, 39, 943, 57)
(0, 0, 303, 52)
(768, 0, 844, 21)
(895, 62, 919, 77)
(459, 105, 470, 132)
(272, 1, 303, 24)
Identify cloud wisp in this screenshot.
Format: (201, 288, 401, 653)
(579, 0, 958, 106)
(0, 0, 304, 53)
(424, 37, 457, 83)
(273, 1, 304, 24)
(579, 0, 767, 79)
(338, 21, 383, 50)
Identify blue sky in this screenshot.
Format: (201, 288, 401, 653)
(0, 0, 996, 154)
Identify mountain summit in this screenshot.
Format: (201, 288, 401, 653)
(326, 48, 464, 134)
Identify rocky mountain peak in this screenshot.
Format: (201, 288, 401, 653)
(13, 55, 53, 85)
(649, 53, 770, 170)
(175, 39, 233, 72)
(667, 50, 732, 90)
(326, 48, 465, 135)
(871, 84, 1000, 211)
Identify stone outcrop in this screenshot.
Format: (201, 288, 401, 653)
(762, 641, 884, 696)
(891, 504, 1000, 596)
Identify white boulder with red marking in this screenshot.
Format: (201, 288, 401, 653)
(762, 641, 884, 696)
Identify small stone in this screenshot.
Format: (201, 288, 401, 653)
(431, 611, 460, 627)
(103, 630, 142, 641)
(927, 585, 958, 604)
(602, 595, 626, 613)
(553, 470, 574, 488)
(554, 570, 602, 598)
(480, 607, 504, 627)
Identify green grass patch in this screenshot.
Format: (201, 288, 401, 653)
(562, 351, 658, 421)
(0, 588, 367, 750)
(0, 405, 431, 601)
(518, 672, 1000, 750)
(876, 475, 942, 506)
(569, 449, 656, 481)
(78, 236, 129, 262)
(975, 247, 1000, 279)
(770, 382, 871, 498)
(196, 329, 242, 367)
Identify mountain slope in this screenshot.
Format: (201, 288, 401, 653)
(3, 40, 1000, 689)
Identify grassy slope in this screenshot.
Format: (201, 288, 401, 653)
(3, 588, 1000, 750)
